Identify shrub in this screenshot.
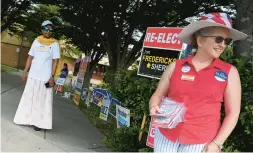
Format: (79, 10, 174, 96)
(103, 125, 147, 152)
(101, 69, 158, 151)
(220, 47, 253, 151)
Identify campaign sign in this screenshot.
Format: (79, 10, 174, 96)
(99, 93, 111, 121)
(75, 79, 83, 93)
(108, 98, 122, 118)
(138, 27, 183, 79)
(73, 90, 81, 105)
(137, 47, 180, 79)
(146, 118, 156, 148)
(81, 88, 87, 100)
(56, 78, 66, 85)
(143, 27, 183, 51)
(92, 88, 109, 107)
(73, 79, 83, 105)
(73, 56, 90, 105)
(116, 104, 130, 128)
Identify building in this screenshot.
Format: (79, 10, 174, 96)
(1, 31, 31, 69)
(1, 31, 109, 86)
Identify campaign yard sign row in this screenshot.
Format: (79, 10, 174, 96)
(90, 88, 130, 127)
(73, 56, 90, 105)
(137, 27, 183, 79)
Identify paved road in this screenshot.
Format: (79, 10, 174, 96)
(1, 71, 109, 152)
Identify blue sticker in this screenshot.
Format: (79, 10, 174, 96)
(215, 71, 228, 82)
(181, 65, 191, 73)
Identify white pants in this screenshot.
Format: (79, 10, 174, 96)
(154, 128, 206, 152)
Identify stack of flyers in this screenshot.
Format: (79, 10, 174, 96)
(152, 97, 187, 129)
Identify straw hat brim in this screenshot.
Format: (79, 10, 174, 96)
(178, 20, 248, 45)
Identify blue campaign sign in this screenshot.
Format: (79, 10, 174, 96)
(93, 88, 107, 96)
(92, 88, 112, 107)
(116, 104, 130, 128)
(75, 79, 83, 92)
(107, 92, 113, 105)
(92, 91, 105, 107)
(118, 116, 128, 126)
(99, 94, 111, 121)
(108, 97, 122, 118)
(111, 98, 121, 105)
(81, 88, 87, 100)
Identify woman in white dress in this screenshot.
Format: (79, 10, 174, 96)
(13, 20, 60, 131)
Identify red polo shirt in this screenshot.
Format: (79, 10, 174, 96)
(159, 55, 232, 144)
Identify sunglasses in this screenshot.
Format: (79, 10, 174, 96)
(42, 27, 53, 32)
(201, 36, 233, 45)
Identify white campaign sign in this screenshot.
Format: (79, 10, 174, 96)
(99, 93, 111, 121)
(116, 104, 130, 128)
(56, 78, 66, 85)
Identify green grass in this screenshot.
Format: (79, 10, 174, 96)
(79, 98, 117, 137)
(63, 85, 69, 92)
(1, 65, 17, 72)
(80, 102, 112, 135)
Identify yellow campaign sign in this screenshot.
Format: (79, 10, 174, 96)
(73, 91, 81, 105)
(95, 96, 103, 107)
(137, 47, 180, 79)
(99, 113, 106, 119)
(142, 55, 176, 65)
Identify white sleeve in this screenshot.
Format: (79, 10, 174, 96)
(28, 40, 37, 56)
(53, 42, 61, 59)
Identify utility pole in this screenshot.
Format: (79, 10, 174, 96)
(17, 32, 24, 71)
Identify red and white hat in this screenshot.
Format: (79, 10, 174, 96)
(178, 13, 248, 44)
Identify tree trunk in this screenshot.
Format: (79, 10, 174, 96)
(234, 0, 253, 57)
(107, 51, 118, 74)
(82, 62, 96, 89)
(1, 25, 9, 33)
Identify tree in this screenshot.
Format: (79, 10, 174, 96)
(234, 0, 253, 57)
(58, 37, 82, 59)
(39, 1, 108, 88)
(62, 24, 106, 88)
(8, 4, 63, 42)
(42, 0, 234, 74)
(1, 0, 39, 32)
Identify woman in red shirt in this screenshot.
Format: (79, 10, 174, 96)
(149, 13, 248, 153)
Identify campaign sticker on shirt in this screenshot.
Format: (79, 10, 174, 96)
(181, 65, 191, 73)
(35, 46, 49, 52)
(215, 71, 228, 82)
(181, 74, 195, 81)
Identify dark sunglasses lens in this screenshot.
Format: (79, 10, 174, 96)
(215, 36, 224, 43)
(43, 27, 53, 32)
(215, 36, 232, 45)
(225, 38, 232, 45)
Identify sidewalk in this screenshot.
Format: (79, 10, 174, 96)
(1, 71, 109, 152)
(1, 119, 67, 152)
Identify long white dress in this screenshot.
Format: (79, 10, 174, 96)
(13, 38, 60, 129)
(13, 77, 53, 129)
